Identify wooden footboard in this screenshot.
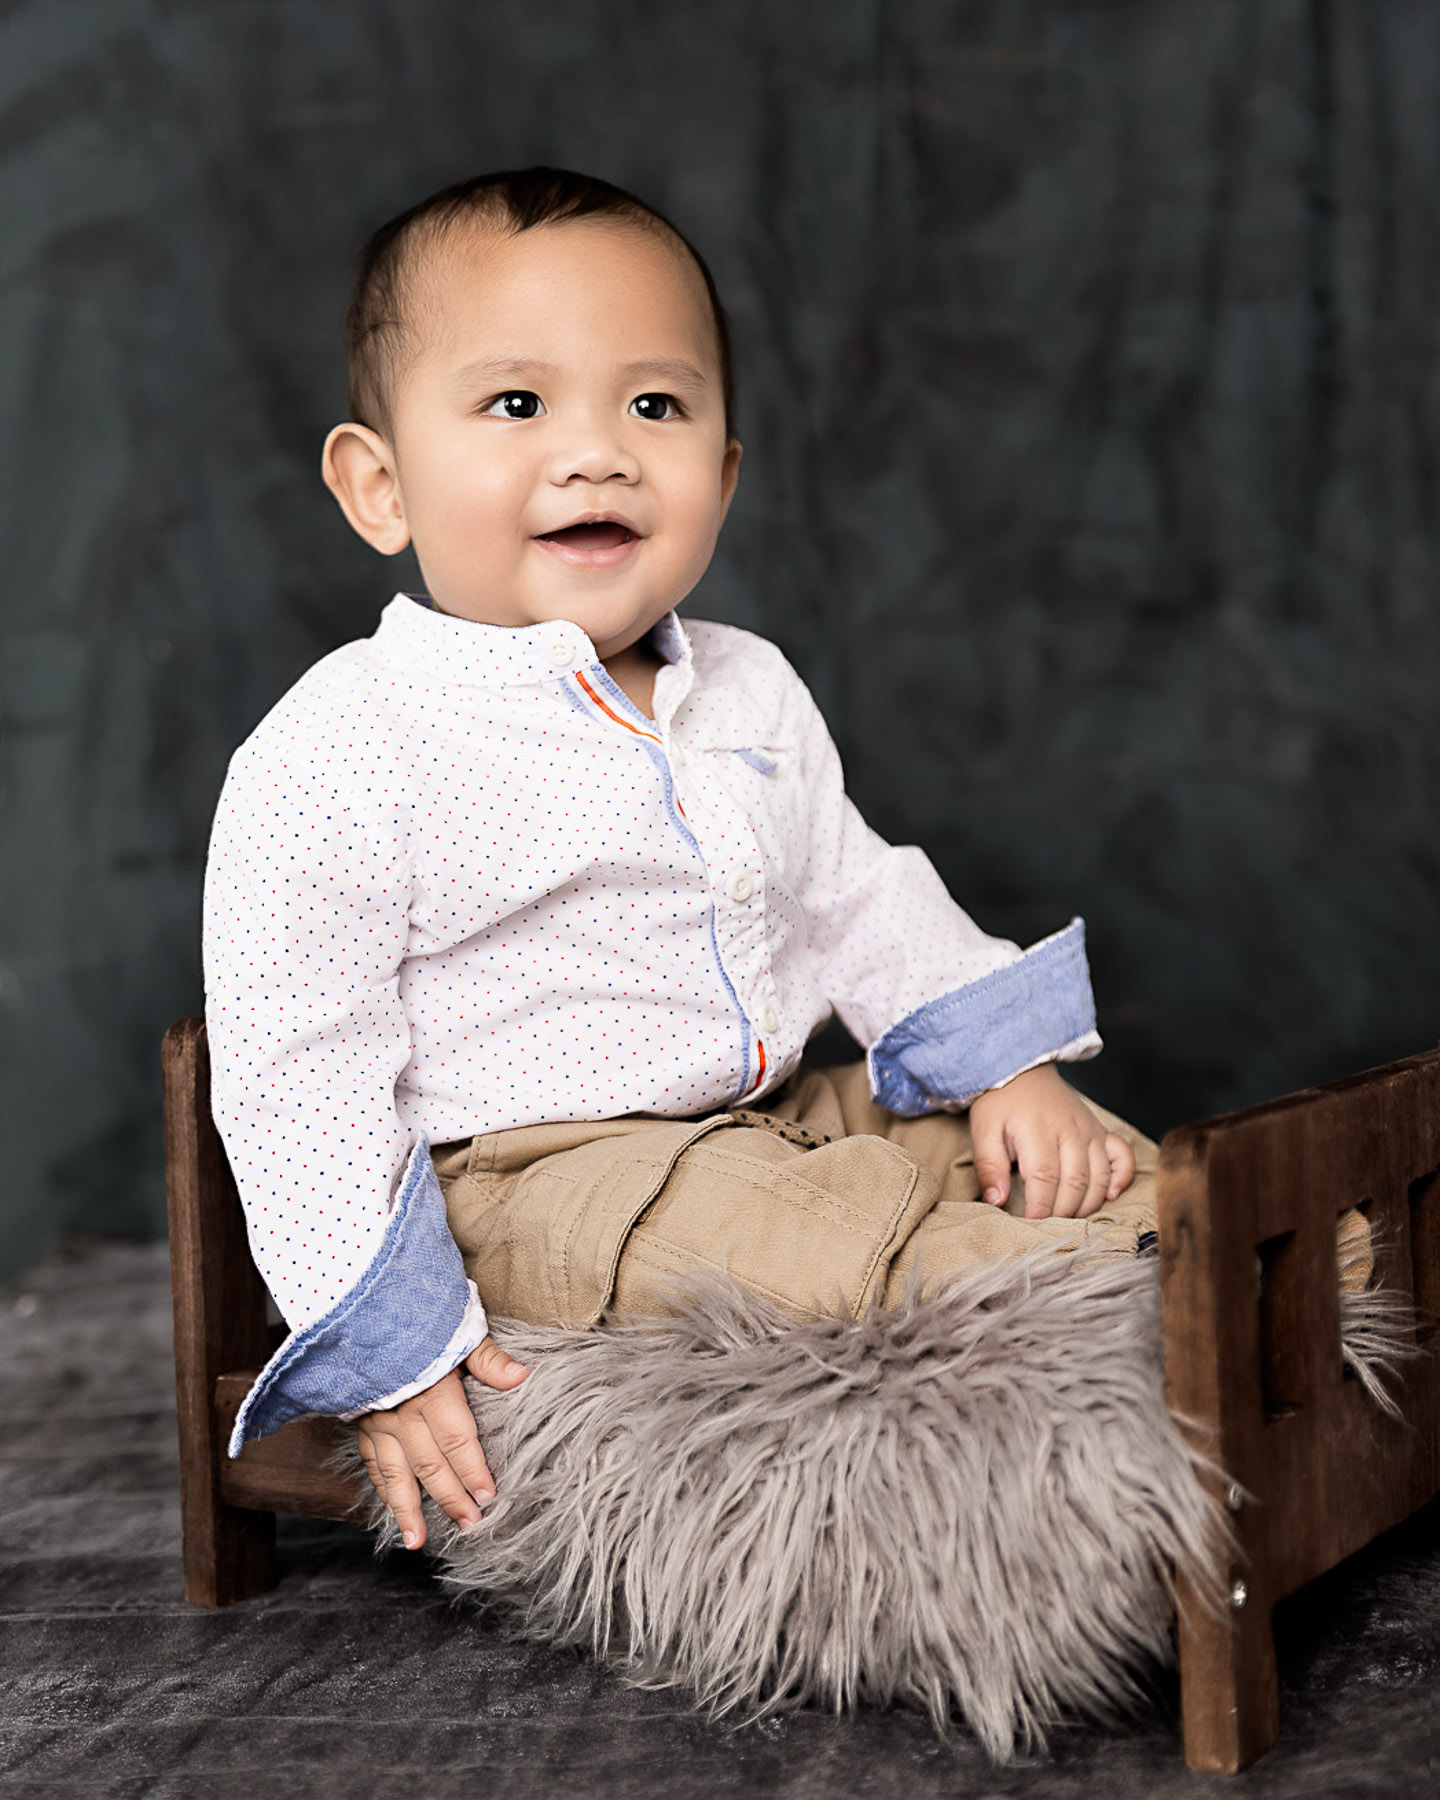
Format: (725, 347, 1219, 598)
(1158, 1047, 1440, 1773)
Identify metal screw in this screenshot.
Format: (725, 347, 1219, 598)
(1229, 1578, 1248, 1610)
(1225, 1482, 1244, 1513)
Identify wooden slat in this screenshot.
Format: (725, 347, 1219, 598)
(163, 1016, 278, 1605)
(214, 1372, 367, 1522)
(1160, 1047, 1440, 1773)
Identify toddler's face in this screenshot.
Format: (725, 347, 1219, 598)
(325, 219, 740, 660)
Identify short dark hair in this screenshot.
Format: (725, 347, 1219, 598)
(345, 166, 736, 438)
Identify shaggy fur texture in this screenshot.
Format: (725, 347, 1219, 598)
(351, 1250, 1412, 1761)
(1336, 1235, 1417, 1415)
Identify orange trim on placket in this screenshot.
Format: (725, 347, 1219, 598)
(573, 669, 664, 745)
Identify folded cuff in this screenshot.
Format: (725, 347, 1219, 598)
(867, 918, 1100, 1116)
(228, 1137, 487, 1455)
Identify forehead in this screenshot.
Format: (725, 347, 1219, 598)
(405, 217, 719, 378)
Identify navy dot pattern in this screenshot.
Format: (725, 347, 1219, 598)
(202, 597, 1074, 1327)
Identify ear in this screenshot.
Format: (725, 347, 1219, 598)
(321, 422, 411, 555)
(718, 437, 743, 522)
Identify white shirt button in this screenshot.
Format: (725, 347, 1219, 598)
(758, 1004, 779, 1035)
(727, 870, 756, 903)
(545, 635, 576, 668)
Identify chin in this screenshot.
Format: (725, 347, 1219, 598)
(549, 599, 669, 649)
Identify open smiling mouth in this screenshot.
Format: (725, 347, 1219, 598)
(532, 519, 644, 570)
(535, 521, 640, 553)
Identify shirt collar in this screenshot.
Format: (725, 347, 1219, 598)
(649, 609, 694, 728)
(371, 593, 693, 692)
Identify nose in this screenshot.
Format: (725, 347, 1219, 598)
(545, 412, 640, 488)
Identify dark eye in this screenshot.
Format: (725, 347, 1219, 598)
(484, 390, 545, 420)
(629, 392, 679, 422)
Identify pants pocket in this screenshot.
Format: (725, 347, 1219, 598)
(440, 1115, 731, 1327)
(614, 1128, 938, 1319)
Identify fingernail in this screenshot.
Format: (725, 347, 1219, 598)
(475, 1486, 495, 1505)
(403, 1530, 419, 1549)
(984, 1187, 1002, 1205)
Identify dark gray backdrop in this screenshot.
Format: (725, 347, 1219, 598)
(3, 0, 1438, 1278)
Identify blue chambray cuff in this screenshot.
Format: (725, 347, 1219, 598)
(867, 918, 1099, 1117)
(227, 1136, 482, 1455)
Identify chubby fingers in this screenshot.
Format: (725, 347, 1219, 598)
(465, 1334, 530, 1390)
(1071, 1135, 1112, 1219)
(356, 1417, 429, 1549)
(971, 1111, 1014, 1209)
(1031, 1130, 1130, 1219)
(1042, 1131, 1109, 1219)
(1104, 1131, 1136, 1200)
(1015, 1126, 1059, 1218)
(355, 1367, 496, 1549)
(413, 1370, 496, 1520)
(1016, 1127, 1106, 1219)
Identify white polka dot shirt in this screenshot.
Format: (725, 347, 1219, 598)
(206, 596, 1099, 1429)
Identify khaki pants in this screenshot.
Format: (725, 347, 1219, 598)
(433, 1063, 1163, 1328)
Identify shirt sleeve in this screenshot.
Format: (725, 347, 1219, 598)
(202, 716, 487, 1454)
(782, 666, 1102, 1114)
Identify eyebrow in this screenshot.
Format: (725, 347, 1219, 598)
(448, 356, 711, 393)
(616, 358, 710, 391)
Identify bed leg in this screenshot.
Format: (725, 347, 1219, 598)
(164, 1017, 280, 1606)
(1176, 1573, 1279, 1773)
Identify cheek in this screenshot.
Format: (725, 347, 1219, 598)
(413, 450, 529, 550)
(662, 457, 730, 549)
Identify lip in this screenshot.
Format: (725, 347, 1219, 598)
(531, 511, 646, 570)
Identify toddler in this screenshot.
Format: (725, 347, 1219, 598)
(204, 168, 1157, 1551)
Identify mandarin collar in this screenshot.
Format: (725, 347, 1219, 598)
(371, 593, 693, 693)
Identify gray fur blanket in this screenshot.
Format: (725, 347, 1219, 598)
(355, 1249, 1406, 1761)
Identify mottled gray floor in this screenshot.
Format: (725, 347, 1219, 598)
(1, 1238, 1437, 1800)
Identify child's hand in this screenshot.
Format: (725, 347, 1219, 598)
(355, 1336, 529, 1549)
(968, 1064, 1135, 1220)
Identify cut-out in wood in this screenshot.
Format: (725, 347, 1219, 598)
(1410, 1169, 1439, 1333)
(1160, 1048, 1440, 1774)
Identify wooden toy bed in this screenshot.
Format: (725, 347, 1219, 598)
(162, 1015, 1440, 1773)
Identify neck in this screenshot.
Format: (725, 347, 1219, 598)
(601, 637, 664, 718)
